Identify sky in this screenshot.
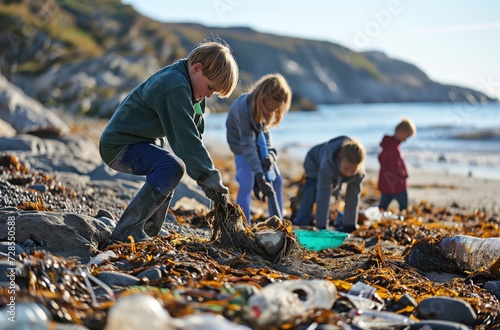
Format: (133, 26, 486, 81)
(122, 0, 500, 100)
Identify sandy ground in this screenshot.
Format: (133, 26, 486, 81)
(402, 167, 499, 211)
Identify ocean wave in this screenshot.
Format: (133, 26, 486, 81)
(405, 150, 500, 168)
(451, 128, 500, 140)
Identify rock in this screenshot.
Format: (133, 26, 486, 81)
(396, 293, 418, 308)
(424, 272, 465, 283)
(0, 134, 102, 174)
(171, 177, 211, 209)
(0, 210, 112, 260)
(484, 281, 500, 300)
(97, 217, 116, 229)
(172, 196, 209, 212)
(96, 209, 115, 220)
(88, 163, 145, 184)
(28, 184, 48, 193)
(88, 250, 117, 267)
(0, 241, 25, 256)
(254, 229, 285, 256)
(415, 296, 477, 326)
(410, 320, 471, 330)
(96, 271, 141, 287)
(137, 266, 162, 281)
(0, 73, 69, 135)
(0, 118, 16, 137)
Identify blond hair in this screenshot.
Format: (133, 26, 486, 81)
(395, 117, 416, 136)
(250, 73, 292, 129)
(338, 138, 366, 166)
(188, 40, 239, 98)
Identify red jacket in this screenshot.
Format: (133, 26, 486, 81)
(378, 135, 408, 194)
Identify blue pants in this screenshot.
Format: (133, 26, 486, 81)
(108, 143, 185, 196)
(293, 177, 317, 226)
(379, 191, 408, 211)
(234, 154, 283, 223)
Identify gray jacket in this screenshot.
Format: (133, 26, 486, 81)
(304, 136, 364, 228)
(226, 93, 271, 174)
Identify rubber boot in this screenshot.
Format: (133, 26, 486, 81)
(144, 192, 173, 237)
(110, 182, 167, 242)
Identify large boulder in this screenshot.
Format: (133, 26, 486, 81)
(0, 74, 69, 135)
(0, 134, 102, 174)
(0, 118, 15, 137)
(0, 208, 112, 260)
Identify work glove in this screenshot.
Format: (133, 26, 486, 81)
(253, 173, 275, 202)
(262, 148, 277, 171)
(198, 171, 228, 204)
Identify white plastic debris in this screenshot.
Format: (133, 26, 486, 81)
(104, 294, 173, 330)
(87, 250, 117, 267)
(350, 309, 415, 328)
(179, 313, 251, 330)
(364, 206, 382, 222)
(248, 279, 337, 325)
(0, 302, 51, 330)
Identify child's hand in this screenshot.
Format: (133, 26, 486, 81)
(198, 171, 229, 202)
(262, 149, 277, 170)
(254, 174, 275, 201)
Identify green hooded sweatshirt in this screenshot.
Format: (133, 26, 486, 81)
(99, 59, 218, 181)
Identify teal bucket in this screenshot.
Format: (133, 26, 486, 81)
(294, 230, 349, 251)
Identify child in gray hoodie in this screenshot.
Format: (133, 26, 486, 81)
(293, 136, 365, 232)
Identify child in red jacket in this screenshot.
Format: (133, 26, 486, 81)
(378, 117, 416, 211)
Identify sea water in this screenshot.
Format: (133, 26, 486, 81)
(203, 102, 500, 180)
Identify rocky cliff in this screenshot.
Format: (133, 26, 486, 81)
(0, 0, 495, 117)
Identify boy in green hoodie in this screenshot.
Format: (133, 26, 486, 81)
(99, 40, 239, 242)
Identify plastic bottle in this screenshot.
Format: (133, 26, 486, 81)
(438, 235, 500, 273)
(104, 294, 173, 330)
(350, 309, 415, 328)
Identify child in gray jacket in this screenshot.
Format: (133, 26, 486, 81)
(293, 136, 365, 232)
(226, 74, 292, 223)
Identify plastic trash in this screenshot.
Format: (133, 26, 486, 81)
(340, 281, 384, 311)
(179, 313, 251, 330)
(87, 250, 117, 267)
(248, 279, 337, 325)
(406, 235, 500, 275)
(0, 302, 51, 330)
(381, 211, 404, 221)
(438, 235, 500, 273)
(104, 294, 173, 330)
(363, 207, 403, 224)
(350, 309, 415, 328)
(363, 206, 382, 222)
(347, 281, 376, 299)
